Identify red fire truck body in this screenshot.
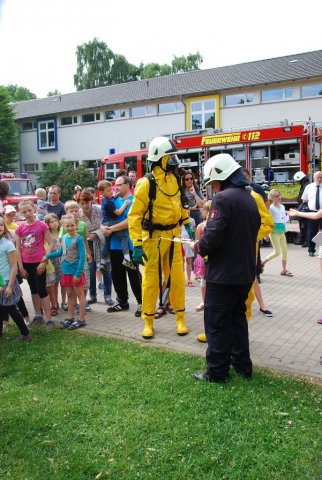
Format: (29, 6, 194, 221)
(98, 121, 322, 204)
(0, 173, 37, 209)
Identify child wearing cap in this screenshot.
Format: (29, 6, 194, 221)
(3, 205, 18, 231)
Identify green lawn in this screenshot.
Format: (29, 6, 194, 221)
(1, 328, 321, 480)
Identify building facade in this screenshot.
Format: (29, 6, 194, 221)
(13, 50, 322, 184)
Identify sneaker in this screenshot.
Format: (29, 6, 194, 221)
(23, 316, 31, 326)
(45, 320, 55, 330)
(60, 318, 74, 329)
(13, 334, 32, 342)
(99, 260, 111, 273)
(260, 308, 273, 317)
(122, 259, 137, 270)
(135, 304, 142, 318)
(107, 302, 129, 313)
(98, 282, 104, 290)
(104, 295, 115, 306)
(30, 315, 44, 326)
(61, 303, 68, 311)
(87, 297, 97, 305)
(317, 317, 322, 325)
(86, 302, 92, 312)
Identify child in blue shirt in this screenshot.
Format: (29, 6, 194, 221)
(98, 180, 135, 271)
(44, 214, 86, 330)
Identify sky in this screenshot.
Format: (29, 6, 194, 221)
(1, 0, 322, 99)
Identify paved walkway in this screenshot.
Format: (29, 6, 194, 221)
(21, 239, 322, 380)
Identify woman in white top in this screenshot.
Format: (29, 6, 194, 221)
(261, 189, 293, 277)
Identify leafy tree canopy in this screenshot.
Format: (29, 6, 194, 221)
(2, 84, 37, 102)
(0, 86, 19, 172)
(74, 38, 203, 90)
(47, 89, 61, 97)
(37, 160, 96, 201)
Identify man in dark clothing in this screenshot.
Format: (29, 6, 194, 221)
(193, 154, 261, 383)
(293, 171, 310, 246)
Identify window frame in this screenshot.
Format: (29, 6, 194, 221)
(37, 118, 57, 151)
(224, 93, 254, 107)
(190, 99, 216, 130)
(261, 87, 294, 103)
(130, 105, 153, 118)
(301, 83, 322, 99)
(81, 112, 101, 124)
(60, 115, 78, 126)
(158, 102, 184, 115)
(105, 109, 126, 121)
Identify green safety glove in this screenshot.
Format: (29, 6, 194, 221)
(132, 246, 148, 265)
(0, 273, 5, 287)
(185, 224, 195, 240)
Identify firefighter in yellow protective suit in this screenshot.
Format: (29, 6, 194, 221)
(128, 137, 194, 339)
(196, 181, 274, 343)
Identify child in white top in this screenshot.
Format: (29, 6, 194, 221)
(262, 189, 293, 277)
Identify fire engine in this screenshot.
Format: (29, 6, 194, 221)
(98, 120, 322, 204)
(0, 172, 37, 209)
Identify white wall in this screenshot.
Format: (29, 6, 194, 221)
(220, 98, 322, 130)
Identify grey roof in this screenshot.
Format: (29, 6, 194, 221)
(14, 49, 322, 120)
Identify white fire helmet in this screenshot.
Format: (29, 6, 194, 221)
(147, 136, 179, 165)
(293, 171, 306, 181)
(203, 153, 241, 186)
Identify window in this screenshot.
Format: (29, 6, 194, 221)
(21, 122, 36, 131)
(105, 110, 126, 120)
(61, 116, 78, 126)
(130, 105, 153, 118)
(261, 88, 294, 103)
(23, 163, 39, 172)
(224, 93, 254, 106)
(158, 102, 184, 114)
(301, 83, 322, 98)
(37, 119, 57, 150)
(191, 99, 216, 130)
(82, 113, 101, 123)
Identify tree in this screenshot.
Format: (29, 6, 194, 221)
(47, 89, 61, 97)
(74, 38, 202, 89)
(37, 160, 96, 201)
(74, 38, 115, 90)
(2, 84, 37, 102)
(0, 86, 19, 172)
(171, 52, 203, 73)
(140, 53, 203, 79)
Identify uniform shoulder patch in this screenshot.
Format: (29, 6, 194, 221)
(209, 208, 218, 221)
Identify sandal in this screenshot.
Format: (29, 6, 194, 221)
(155, 306, 167, 319)
(51, 307, 58, 316)
(166, 304, 175, 315)
(68, 320, 86, 330)
(280, 270, 293, 277)
(60, 318, 74, 329)
(196, 303, 204, 312)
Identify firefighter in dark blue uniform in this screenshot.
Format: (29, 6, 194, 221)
(193, 154, 261, 383)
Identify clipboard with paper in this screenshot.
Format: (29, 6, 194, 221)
(312, 231, 322, 246)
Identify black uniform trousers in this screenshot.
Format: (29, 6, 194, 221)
(110, 250, 142, 306)
(306, 218, 322, 254)
(204, 282, 252, 381)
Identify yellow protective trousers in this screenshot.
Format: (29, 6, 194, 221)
(141, 227, 185, 323)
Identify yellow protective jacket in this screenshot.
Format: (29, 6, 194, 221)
(251, 190, 274, 241)
(128, 162, 190, 246)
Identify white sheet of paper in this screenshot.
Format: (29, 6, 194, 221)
(312, 231, 322, 246)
